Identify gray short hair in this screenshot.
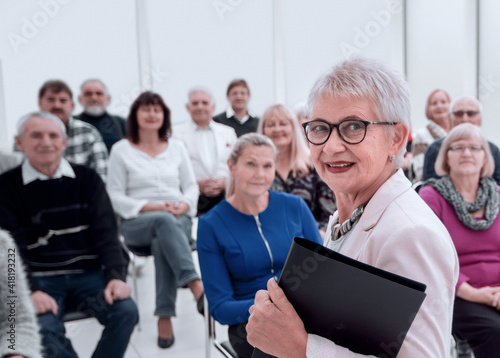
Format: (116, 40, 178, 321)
(306, 57, 411, 167)
(17, 111, 67, 138)
(80, 79, 109, 95)
(187, 86, 215, 105)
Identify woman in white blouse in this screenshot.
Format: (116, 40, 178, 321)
(107, 92, 203, 349)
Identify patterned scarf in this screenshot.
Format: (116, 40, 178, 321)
(426, 121, 447, 140)
(425, 176, 499, 230)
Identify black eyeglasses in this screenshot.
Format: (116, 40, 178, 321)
(302, 119, 396, 145)
(453, 111, 479, 118)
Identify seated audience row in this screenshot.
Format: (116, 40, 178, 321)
(423, 96, 500, 185)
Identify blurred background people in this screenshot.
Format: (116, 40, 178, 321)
(409, 89, 451, 182)
(293, 100, 309, 126)
(258, 104, 336, 236)
(420, 123, 500, 358)
(0, 229, 42, 358)
(76, 79, 127, 153)
(213, 79, 259, 137)
(36, 80, 108, 181)
(0, 111, 137, 358)
(106, 92, 203, 349)
(423, 96, 500, 184)
(174, 87, 237, 216)
(197, 133, 322, 358)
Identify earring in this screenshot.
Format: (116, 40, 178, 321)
(389, 155, 396, 163)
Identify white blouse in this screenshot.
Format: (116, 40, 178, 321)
(107, 138, 199, 219)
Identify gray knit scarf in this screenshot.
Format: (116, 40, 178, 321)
(426, 176, 499, 231)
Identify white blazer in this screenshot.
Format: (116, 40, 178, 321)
(309, 169, 459, 357)
(173, 120, 237, 180)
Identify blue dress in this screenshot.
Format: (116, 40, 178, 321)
(197, 190, 323, 325)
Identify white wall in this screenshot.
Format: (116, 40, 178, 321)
(0, 0, 498, 150)
(0, 0, 139, 149)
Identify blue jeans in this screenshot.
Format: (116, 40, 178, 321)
(120, 211, 199, 317)
(36, 270, 138, 358)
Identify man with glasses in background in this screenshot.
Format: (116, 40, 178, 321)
(422, 96, 500, 184)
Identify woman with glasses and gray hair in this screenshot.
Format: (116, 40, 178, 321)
(197, 133, 322, 357)
(420, 123, 500, 358)
(246, 58, 459, 357)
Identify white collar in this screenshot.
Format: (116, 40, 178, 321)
(190, 119, 214, 131)
(22, 158, 76, 185)
(226, 107, 254, 124)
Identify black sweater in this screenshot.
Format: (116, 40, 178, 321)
(0, 164, 127, 291)
(212, 112, 259, 137)
(75, 112, 127, 152)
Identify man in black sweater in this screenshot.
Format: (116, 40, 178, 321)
(213, 79, 259, 137)
(0, 111, 138, 358)
(75, 79, 127, 152)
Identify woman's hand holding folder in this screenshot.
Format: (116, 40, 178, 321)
(247, 278, 308, 358)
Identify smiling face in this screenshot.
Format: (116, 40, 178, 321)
(15, 116, 67, 175)
(262, 110, 293, 149)
(447, 138, 485, 180)
(186, 91, 215, 128)
(309, 94, 406, 208)
(136, 103, 164, 132)
(428, 90, 450, 123)
(227, 85, 250, 113)
(229, 145, 275, 199)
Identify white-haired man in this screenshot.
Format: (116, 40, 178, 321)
(174, 87, 237, 215)
(0, 111, 138, 358)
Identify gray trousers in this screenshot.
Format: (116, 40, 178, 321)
(121, 211, 199, 317)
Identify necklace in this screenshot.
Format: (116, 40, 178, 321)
(331, 204, 366, 242)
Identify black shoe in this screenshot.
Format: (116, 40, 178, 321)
(157, 336, 175, 349)
(197, 293, 205, 316)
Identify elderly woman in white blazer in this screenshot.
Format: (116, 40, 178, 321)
(246, 58, 459, 357)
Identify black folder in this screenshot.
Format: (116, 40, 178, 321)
(252, 237, 427, 358)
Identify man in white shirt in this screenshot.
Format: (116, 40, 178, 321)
(174, 86, 237, 215)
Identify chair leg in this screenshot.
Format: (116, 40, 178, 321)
(205, 295, 212, 358)
(131, 252, 141, 331)
(204, 295, 238, 358)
